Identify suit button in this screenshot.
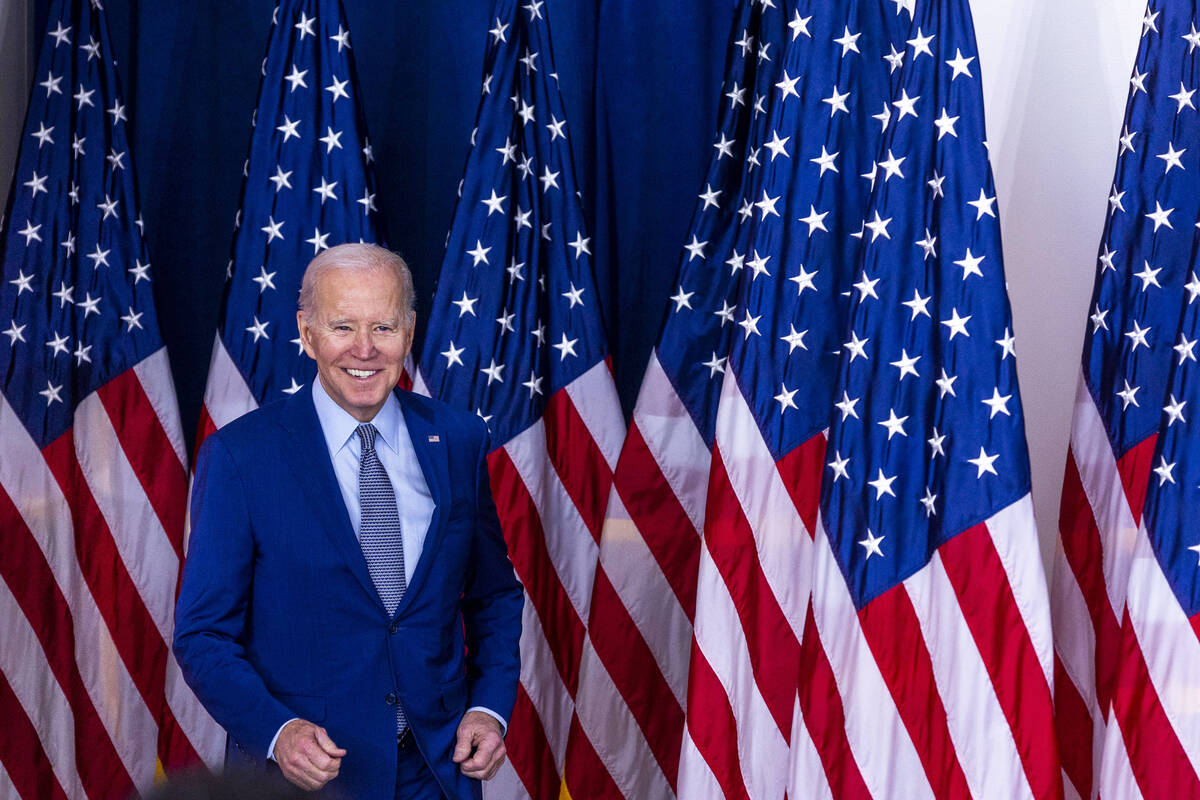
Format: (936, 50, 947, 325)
(388, 621, 399, 634)
(385, 692, 398, 706)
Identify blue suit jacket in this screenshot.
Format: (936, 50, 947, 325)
(174, 385, 523, 800)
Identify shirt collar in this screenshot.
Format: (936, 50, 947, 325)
(311, 376, 404, 457)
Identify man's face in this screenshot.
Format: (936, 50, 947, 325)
(296, 265, 413, 422)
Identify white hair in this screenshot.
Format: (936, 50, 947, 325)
(298, 243, 416, 325)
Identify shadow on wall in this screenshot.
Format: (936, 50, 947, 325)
(136, 767, 341, 800)
(0, 0, 32, 198)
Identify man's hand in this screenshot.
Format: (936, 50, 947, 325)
(273, 718, 347, 791)
(452, 710, 506, 780)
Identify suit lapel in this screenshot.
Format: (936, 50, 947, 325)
(278, 385, 383, 613)
(395, 390, 450, 613)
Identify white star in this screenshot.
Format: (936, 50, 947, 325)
(313, 176, 339, 204)
(873, 102, 892, 132)
(1099, 246, 1117, 272)
(982, 387, 1013, 418)
(878, 150, 906, 181)
(518, 100, 536, 125)
(1143, 8, 1159, 36)
(252, 267, 277, 293)
(864, 211, 891, 241)
(294, 11, 315, 38)
(907, 27, 935, 58)
(24, 172, 48, 197)
(684, 235, 708, 261)
(1158, 142, 1186, 173)
(1134, 260, 1163, 291)
(40, 71, 63, 97)
(1174, 333, 1197, 364)
(757, 42, 771, 62)
(835, 391, 859, 420)
(859, 530, 885, 559)
(480, 359, 505, 385)
(245, 317, 270, 342)
(466, 240, 491, 267)
(844, 331, 869, 362)
(1109, 187, 1125, 213)
(780, 325, 807, 353)
(789, 265, 817, 295)
(1119, 126, 1137, 155)
(1172, 82, 1196, 112)
(928, 429, 947, 457)
(789, 11, 812, 39)
(569, 232, 592, 259)
(553, 333, 579, 360)
(698, 184, 721, 210)
(1091, 306, 1109, 333)
(828, 451, 850, 481)
(73, 342, 92, 365)
(996, 327, 1017, 359)
(284, 64, 308, 91)
(1125, 320, 1151, 351)
(276, 115, 301, 141)
(968, 447, 999, 477)
(39, 382, 63, 406)
(738, 310, 762, 339)
(60, 233, 76, 256)
(955, 249, 985, 279)
(438, 340, 465, 368)
(725, 82, 746, 108)
(893, 89, 920, 120)
(522, 371, 544, 398)
(363, 140, 374, 163)
(305, 227, 330, 253)
(48, 21, 71, 46)
(358, 189, 377, 212)
(269, 165, 294, 192)
(968, 189, 997, 219)
(823, 86, 850, 116)
(45, 331, 70, 357)
(890, 350, 920, 380)
(1186, 272, 1200, 303)
(330, 24, 351, 51)
(921, 488, 938, 517)
(1164, 394, 1187, 426)
(507, 259, 526, 282)
(1153, 456, 1176, 486)
(1145, 202, 1174, 231)
(121, 308, 144, 331)
(915, 229, 937, 260)
(884, 44, 904, 73)
(763, 130, 790, 160)
(540, 166, 560, 192)
(934, 108, 959, 139)
(513, 208, 532, 231)
(903, 289, 931, 319)
(928, 172, 946, 198)
(946, 48, 975, 79)
(941, 308, 971, 339)
(31, 122, 54, 147)
(1116, 380, 1140, 409)
(1190, 543, 1200, 566)
(775, 383, 799, 413)
(545, 116, 568, 144)
(452, 291, 478, 317)
(3, 321, 26, 345)
(282, 379, 304, 396)
(737, 199, 753, 221)
(261, 216, 284, 243)
(97, 194, 119, 220)
(810, 146, 838, 175)
(800, 205, 829, 235)
(77, 292, 101, 317)
(17, 221, 41, 245)
(755, 190, 781, 219)
(524, 0, 544, 19)
(480, 189, 507, 216)
(879, 408, 909, 439)
(86, 244, 110, 269)
(834, 26, 861, 55)
(735, 30, 754, 57)
(52, 282, 75, 307)
(868, 469, 898, 499)
(562, 283, 586, 308)
(496, 310, 516, 333)
(746, 250, 770, 278)
(713, 132, 734, 159)
(319, 127, 343, 153)
(9, 270, 34, 295)
(936, 369, 958, 398)
(1184, 23, 1200, 52)
(73, 84, 95, 109)
(325, 75, 350, 103)
(853, 271, 880, 300)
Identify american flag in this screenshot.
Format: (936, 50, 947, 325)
(198, 0, 384, 442)
(559, 0, 786, 796)
(795, 0, 1060, 797)
(411, 0, 625, 798)
(1053, 2, 1200, 797)
(0, 0, 222, 796)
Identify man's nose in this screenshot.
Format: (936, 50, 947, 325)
(350, 329, 377, 357)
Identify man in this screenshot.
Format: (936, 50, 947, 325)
(175, 244, 523, 799)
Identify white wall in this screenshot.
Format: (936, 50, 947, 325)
(0, 0, 30, 200)
(973, 0, 1144, 566)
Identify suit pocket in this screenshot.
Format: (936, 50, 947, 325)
(439, 676, 468, 714)
(276, 692, 327, 722)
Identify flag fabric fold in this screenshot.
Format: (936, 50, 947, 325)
(412, 1, 625, 797)
(0, 0, 222, 796)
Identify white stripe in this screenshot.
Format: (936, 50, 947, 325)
(1061, 768, 1083, 800)
(0, 758, 14, 800)
(677, 728, 725, 800)
(164, 652, 224, 768)
(410, 369, 429, 398)
(201, 334, 258, 430)
(504, 420, 598, 622)
(74, 392, 179, 641)
(786, 694, 835, 800)
(0, 579, 87, 800)
(0, 395, 155, 788)
(713, 372, 809, 640)
(684, 543, 789, 799)
(1098, 711, 1146, 800)
(1123, 525, 1200, 771)
(572, 634, 675, 800)
(596, 490, 691, 703)
(984, 496, 1054, 684)
(517, 589, 573, 772)
(810, 520, 935, 800)
(482, 762, 530, 800)
(563, 361, 625, 471)
(904, 553, 1032, 800)
(1050, 537, 1103, 723)
(133, 348, 187, 468)
(631, 351, 710, 535)
(1070, 373, 1137, 617)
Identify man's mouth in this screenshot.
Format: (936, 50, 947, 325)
(345, 368, 379, 378)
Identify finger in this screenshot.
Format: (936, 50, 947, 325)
(452, 728, 475, 764)
(314, 726, 348, 757)
(482, 751, 506, 781)
(460, 736, 498, 771)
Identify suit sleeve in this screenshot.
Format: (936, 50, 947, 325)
(460, 424, 524, 723)
(173, 434, 297, 759)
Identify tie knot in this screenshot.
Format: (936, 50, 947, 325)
(357, 423, 378, 453)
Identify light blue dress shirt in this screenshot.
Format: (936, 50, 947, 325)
(267, 378, 505, 758)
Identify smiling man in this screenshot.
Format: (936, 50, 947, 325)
(175, 244, 523, 799)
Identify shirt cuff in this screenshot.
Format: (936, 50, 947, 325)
(466, 706, 508, 735)
(267, 718, 300, 761)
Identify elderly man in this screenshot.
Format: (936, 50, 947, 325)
(175, 244, 523, 799)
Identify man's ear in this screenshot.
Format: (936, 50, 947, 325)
(295, 310, 316, 359)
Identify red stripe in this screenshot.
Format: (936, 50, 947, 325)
(1109, 610, 1200, 798)
(505, 685, 560, 800)
(1054, 655, 1094, 800)
(857, 584, 972, 800)
(97, 370, 187, 559)
(703, 445, 800, 735)
(1059, 451, 1122, 716)
(939, 523, 1062, 800)
(797, 605, 872, 800)
(684, 643, 750, 800)
(0, 486, 137, 799)
(194, 405, 218, 456)
(543, 389, 613, 544)
(41, 433, 197, 768)
(488, 448, 585, 693)
(612, 421, 701, 618)
(577, 565, 683, 787)
(775, 434, 825, 538)
(0, 669, 69, 800)
(1115, 435, 1156, 525)
(561, 714, 625, 800)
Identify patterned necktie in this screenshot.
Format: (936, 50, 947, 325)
(356, 423, 408, 733)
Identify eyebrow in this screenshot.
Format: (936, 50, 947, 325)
(325, 317, 400, 326)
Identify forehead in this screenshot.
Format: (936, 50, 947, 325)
(313, 265, 403, 315)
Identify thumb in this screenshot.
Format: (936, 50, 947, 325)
(452, 726, 474, 764)
(314, 726, 347, 757)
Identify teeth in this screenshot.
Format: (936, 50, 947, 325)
(346, 369, 376, 378)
